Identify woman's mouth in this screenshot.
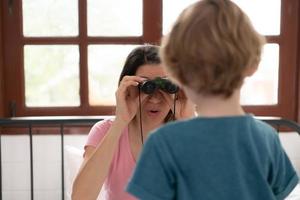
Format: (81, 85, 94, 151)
(147, 109, 160, 117)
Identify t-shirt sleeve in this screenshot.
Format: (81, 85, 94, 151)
(269, 134, 299, 199)
(126, 132, 175, 200)
(85, 119, 113, 149)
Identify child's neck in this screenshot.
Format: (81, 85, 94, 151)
(195, 89, 245, 117)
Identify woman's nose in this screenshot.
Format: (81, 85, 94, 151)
(147, 91, 163, 103)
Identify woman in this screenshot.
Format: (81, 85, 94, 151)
(72, 45, 195, 200)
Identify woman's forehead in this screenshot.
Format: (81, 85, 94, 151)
(135, 64, 167, 78)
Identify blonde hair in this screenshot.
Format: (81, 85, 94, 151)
(160, 0, 266, 97)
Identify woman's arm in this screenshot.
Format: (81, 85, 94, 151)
(72, 75, 146, 200)
(72, 119, 127, 200)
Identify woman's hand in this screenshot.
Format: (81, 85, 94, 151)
(174, 89, 196, 119)
(114, 76, 147, 125)
(163, 89, 196, 120)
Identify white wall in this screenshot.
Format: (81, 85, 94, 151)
(1, 132, 300, 200)
(1, 135, 87, 200)
(279, 132, 300, 176)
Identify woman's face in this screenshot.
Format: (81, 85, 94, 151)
(135, 64, 174, 126)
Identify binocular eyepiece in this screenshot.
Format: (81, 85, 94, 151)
(139, 77, 179, 94)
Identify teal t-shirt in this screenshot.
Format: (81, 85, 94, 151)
(127, 115, 299, 200)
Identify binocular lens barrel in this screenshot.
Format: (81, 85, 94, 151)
(139, 81, 157, 94)
(139, 78, 178, 94)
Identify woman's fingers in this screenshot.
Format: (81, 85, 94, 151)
(121, 75, 146, 85)
(115, 75, 149, 122)
(175, 89, 196, 119)
(160, 91, 174, 107)
(176, 89, 187, 101)
(118, 76, 146, 95)
(116, 76, 144, 99)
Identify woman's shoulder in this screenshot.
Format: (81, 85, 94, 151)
(85, 118, 116, 147)
(92, 118, 115, 130)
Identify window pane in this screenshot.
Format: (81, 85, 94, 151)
(24, 45, 80, 107)
(87, 0, 142, 36)
(241, 44, 279, 105)
(163, 0, 281, 35)
(232, 0, 281, 35)
(22, 0, 78, 36)
(88, 45, 138, 105)
(163, 0, 197, 35)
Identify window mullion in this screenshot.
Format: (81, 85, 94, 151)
(79, 0, 89, 110)
(277, 0, 299, 120)
(2, 0, 23, 116)
(143, 0, 162, 44)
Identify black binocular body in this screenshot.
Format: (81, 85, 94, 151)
(139, 77, 179, 94)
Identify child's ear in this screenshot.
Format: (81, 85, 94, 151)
(244, 64, 258, 77)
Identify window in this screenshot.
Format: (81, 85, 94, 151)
(1, 0, 299, 122)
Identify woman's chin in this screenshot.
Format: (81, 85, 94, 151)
(143, 111, 166, 124)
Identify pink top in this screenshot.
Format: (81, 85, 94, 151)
(85, 119, 137, 200)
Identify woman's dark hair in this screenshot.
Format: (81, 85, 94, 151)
(118, 44, 161, 85)
(118, 44, 175, 123)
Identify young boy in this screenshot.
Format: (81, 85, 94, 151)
(126, 0, 299, 199)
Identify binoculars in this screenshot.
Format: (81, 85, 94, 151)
(139, 77, 179, 94)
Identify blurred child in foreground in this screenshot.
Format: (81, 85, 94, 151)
(126, 0, 299, 199)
